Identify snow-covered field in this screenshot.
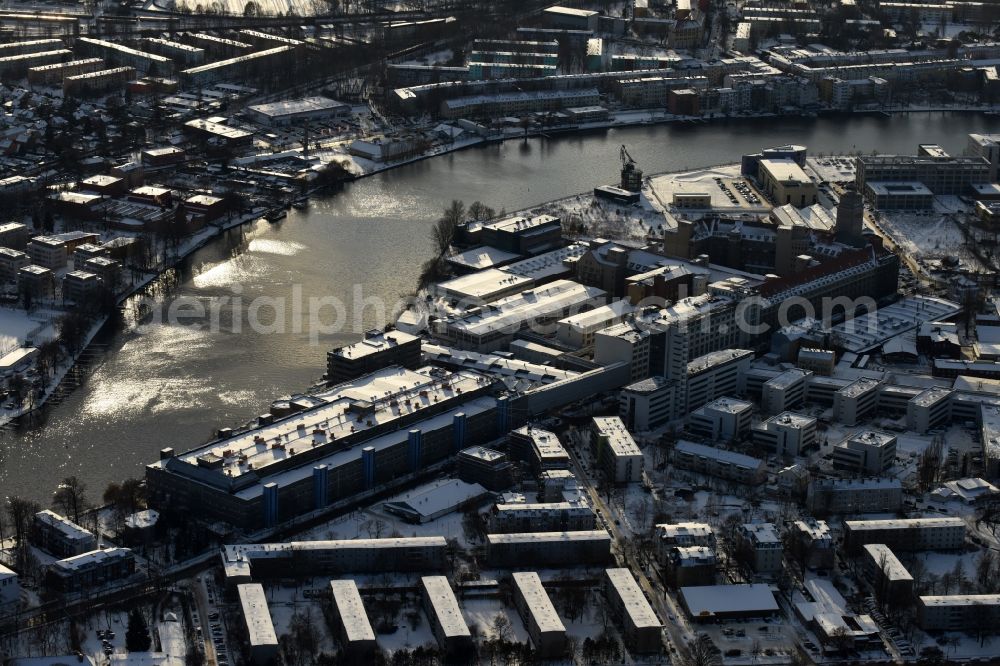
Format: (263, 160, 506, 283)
(876, 198, 988, 273)
(0, 306, 58, 357)
(152, 0, 328, 16)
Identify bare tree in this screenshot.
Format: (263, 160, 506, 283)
(490, 612, 512, 642)
(830, 625, 853, 655)
(431, 200, 465, 257)
(52, 476, 88, 526)
(976, 550, 997, 593)
(6, 496, 40, 567)
(681, 634, 722, 666)
(467, 201, 495, 222)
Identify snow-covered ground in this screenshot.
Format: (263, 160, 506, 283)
(149, 0, 326, 16)
(876, 198, 989, 273)
(530, 190, 663, 242)
(0, 306, 58, 357)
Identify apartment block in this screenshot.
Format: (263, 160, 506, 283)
(844, 518, 966, 554)
(485, 530, 612, 568)
(237, 583, 279, 665)
(329, 580, 377, 657)
(791, 518, 834, 569)
(665, 546, 718, 587)
(489, 499, 595, 533)
(507, 426, 570, 473)
(806, 478, 903, 514)
(0, 223, 29, 250)
(917, 595, 1000, 631)
(863, 544, 914, 601)
(456, 446, 514, 491)
(738, 522, 783, 573)
(221, 537, 448, 584)
(32, 510, 96, 559)
(0, 564, 19, 607)
(591, 416, 644, 484)
(0, 248, 29, 283)
(512, 572, 566, 658)
(604, 568, 662, 653)
(672, 440, 766, 485)
(421, 576, 473, 661)
(46, 548, 135, 594)
(26, 236, 67, 270)
(655, 522, 715, 564)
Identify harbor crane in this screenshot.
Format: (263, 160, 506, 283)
(619, 144, 643, 192)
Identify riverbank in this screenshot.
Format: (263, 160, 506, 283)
(4, 110, 999, 503)
(6, 104, 995, 428)
(332, 104, 1000, 182)
(0, 208, 268, 428)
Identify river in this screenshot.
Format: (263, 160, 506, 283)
(2, 112, 998, 504)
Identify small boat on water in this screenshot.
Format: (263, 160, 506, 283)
(291, 198, 309, 210)
(266, 209, 287, 222)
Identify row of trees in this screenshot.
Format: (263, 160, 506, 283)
(419, 200, 499, 289)
(1, 476, 147, 569)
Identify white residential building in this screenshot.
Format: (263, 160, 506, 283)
(237, 583, 279, 665)
(0, 564, 19, 608)
(591, 416, 644, 483)
(738, 522, 783, 573)
(512, 572, 566, 658)
(806, 478, 903, 514)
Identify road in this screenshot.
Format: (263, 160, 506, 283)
(562, 427, 692, 662)
(190, 573, 232, 666)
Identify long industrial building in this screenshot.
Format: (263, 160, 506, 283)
(146, 366, 508, 529)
